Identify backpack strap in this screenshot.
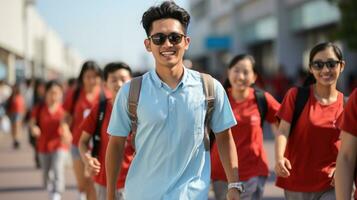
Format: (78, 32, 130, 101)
(91, 89, 107, 158)
(253, 88, 268, 129)
(201, 73, 215, 151)
(290, 86, 310, 135)
(128, 76, 143, 150)
(343, 96, 348, 106)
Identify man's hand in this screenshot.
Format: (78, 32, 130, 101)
(84, 153, 101, 176)
(226, 188, 240, 200)
(275, 157, 291, 177)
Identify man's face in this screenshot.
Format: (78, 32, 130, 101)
(105, 69, 131, 96)
(144, 18, 190, 69)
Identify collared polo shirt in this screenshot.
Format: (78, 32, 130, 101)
(108, 68, 237, 200)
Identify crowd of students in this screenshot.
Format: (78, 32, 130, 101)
(0, 1, 356, 200)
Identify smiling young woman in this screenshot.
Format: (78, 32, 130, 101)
(274, 42, 346, 200)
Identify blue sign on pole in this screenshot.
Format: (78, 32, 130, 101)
(205, 36, 231, 50)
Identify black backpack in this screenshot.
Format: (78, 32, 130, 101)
(91, 90, 107, 158)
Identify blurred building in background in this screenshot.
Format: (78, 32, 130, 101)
(0, 0, 83, 84)
(187, 0, 357, 93)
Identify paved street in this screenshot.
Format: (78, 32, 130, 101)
(0, 131, 284, 200)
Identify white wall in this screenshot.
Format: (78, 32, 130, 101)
(27, 5, 47, 61)
(0, 0, 24, 56)
(44, 29, 65, 74)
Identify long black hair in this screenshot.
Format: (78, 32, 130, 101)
(77, 60, 102, 89)
(223, 54, 257, 92)
(303, 42, 344, 86)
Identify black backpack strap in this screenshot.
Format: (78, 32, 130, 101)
(290, 86, 310, 134)
(253, 88, 268, 129)
(201, 73, 215, 151)
(128, 76, 143, 150)
(343, 96, 348, 106)
(91, 89, 107, 158)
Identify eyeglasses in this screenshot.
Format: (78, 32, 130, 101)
(310, 60, 341, 70)
(148, 32, 186, 45)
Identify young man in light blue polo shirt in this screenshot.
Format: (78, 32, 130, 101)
(106, 1, 241, 200)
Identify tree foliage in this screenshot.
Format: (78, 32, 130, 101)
(328, 0, 357, 50)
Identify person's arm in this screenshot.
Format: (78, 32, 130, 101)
(29, 118, 41, 138)
(106, 135, 126, 200)
(79, 131, 100, 176)
(274, 119, 292, 177)
(215, 128, 240, 200)
(270, 121, 279, 138)
(335, 131, 357, 200)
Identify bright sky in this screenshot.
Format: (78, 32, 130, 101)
(36, 0, 188, 71)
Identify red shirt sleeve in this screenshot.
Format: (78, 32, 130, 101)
(79, 103, 99, 136)
(338, 89, 357, 136)
(264, 91, 281, 123)
(63, 88, 75, 113)
(276, 87, 298, 123)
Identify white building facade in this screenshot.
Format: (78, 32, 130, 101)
(187, 0, 357, 91)
(0, 0, 82, 84)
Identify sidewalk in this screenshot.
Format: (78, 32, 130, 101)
(0, 132, 77, 200)
(0, 131, 284, 200)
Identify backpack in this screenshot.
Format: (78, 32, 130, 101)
(91, 89, 107, 158)
(128, 73, 215, 152)
(290, 86, 348, 135)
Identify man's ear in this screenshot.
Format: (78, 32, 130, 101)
(184, 36, 190, 50)
(144, 39, 151, 52)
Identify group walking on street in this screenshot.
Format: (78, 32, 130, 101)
(0, 1, 356, 200)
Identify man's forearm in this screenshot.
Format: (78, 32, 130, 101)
(215, 129, 239, 182)
(106, 136, 126, 200)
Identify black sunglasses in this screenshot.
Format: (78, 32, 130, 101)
(310, 60, 341, 70)
(148, 32, 186, 45)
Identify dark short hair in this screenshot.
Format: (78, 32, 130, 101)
(45, 80, 62, 93)
(141, 1, 190, 36)
(77, 60, 102, 87)
(103, 62, 132, 81)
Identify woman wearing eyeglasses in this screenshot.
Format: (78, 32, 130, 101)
(274, 42, 345, 199)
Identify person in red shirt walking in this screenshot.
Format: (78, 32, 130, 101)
(29, 81, 72, 200)
(7, 83, 26, 149)
(275, 42, 346, 199)
(79, 62, 133, 200)
(335, 88, 357, 200)
(63, 61, 102, 200)
(210, 54, 281, 200)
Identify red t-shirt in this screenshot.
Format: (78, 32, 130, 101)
(80, 99, 134, 189)
(276, 86, 344, 192)
(9, 94, 25, 114)
(31, 104, 68, 153)
(338, 88, 357, 199)
(211, 88, 280, 181)
(63, 87, 100, 146)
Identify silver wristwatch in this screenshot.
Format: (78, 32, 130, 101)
(228, 182, 245, 193)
